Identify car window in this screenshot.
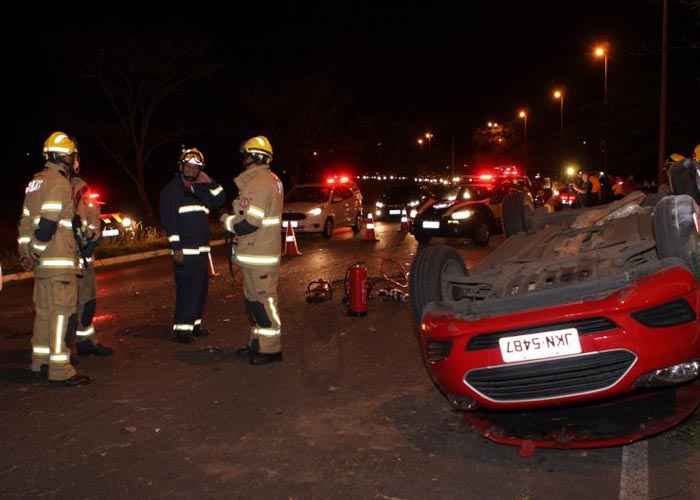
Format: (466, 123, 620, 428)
(335, 187, 354, 200)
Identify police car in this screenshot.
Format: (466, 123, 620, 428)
(283, 176, 363, 238)
(411, 166, 534, 246)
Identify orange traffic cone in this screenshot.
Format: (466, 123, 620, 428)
(283, 221, 302, 256)
(399, 209, 410, 232)
(363, 213, 379, 241)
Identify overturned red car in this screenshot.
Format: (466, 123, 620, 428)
(410, 188, 700, 415)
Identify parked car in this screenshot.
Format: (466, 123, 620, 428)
(283, 176, 363, 238)
(411, 168, 534, 246)
(374, 183, 424, 221)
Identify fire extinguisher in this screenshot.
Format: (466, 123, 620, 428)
(345, 263, 368, 317)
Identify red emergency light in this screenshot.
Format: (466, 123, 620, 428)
(327, 175, 351, 185)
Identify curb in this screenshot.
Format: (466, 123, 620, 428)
(1, 239, 227, 285)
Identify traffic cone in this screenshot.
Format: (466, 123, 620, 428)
(363, 213, 379, 241)
(283, 221, 302, 256)
(399, 209, 409, 232)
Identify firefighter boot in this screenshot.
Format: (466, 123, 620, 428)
(249, 351, 283, 366)
(77, 339, 113, 356)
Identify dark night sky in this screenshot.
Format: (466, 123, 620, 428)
(5, 1, 699, 219)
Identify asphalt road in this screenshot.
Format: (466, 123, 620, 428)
(1, 223, 698, 499)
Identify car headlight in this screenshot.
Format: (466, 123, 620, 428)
(410, 209, 418, 218)
(121, 217, 133, 228)
(375, 201, 384, 208)
(307, 207, 322, 216)
(408, 200, 419, 207)
(450, 209, 473, 220)
(375, 209, 382, 216)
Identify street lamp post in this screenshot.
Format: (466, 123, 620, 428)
(518, 110, 528, 144)
(425, 132, 434, 153)
(553, 89, 564, 134)
(594, 44, 609, 174)
(594, 46, 608, 105)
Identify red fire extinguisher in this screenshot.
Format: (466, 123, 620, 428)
(345, 263, 368, 317)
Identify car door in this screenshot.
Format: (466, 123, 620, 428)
(334, 186, 354, 226)
(329, 188, 344, 224)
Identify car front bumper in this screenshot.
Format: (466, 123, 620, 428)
(420, 265, 700, 410)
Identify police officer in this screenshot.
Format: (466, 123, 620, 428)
(224, 136, 283, 365)
(160, 147, 226, 343)
(70, 173, 113, 356)
(17, 131, 90, 386)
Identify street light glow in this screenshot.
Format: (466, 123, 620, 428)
(518, 110, 527, 119)
(417, 138, 424, 145)
(565, 165, 577, 177)
(487, 122, 493, 127)
(594, 46, 606, 58)
(553, 90, 562, 99)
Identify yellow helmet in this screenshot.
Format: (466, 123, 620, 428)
(179, 146, 205, 168)
(43, 131, 78, 156)
(670, 153, 686, 162)
(241, 136, 273, 164)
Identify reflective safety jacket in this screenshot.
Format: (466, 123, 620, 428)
(17, 162, 79, 277)
(224, 164, 283, 267)
(159, 174, 226, 256)
(71, 177, 101, 268)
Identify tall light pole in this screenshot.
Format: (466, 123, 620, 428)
(594, 45, 608, 105)
(553, 89, 564, 134)
(594, 44, 609, 173)
(425, 132, 434, 153)
(518, 110, 528, 144)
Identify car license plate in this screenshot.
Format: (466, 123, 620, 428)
(389, 209, 401, 215)
(422, 220, 440, 229)
(498, 328, 581, 363)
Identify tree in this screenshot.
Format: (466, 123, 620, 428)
(84, 37, 220, 219)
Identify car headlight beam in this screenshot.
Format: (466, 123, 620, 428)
(450, 209, 473, 220)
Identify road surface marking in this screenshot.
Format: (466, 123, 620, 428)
(620, 440, 649, 500)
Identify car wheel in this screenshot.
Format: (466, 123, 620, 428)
(472, 221, 490, 247)
(414, 230, 432, 245)
(410, 245, 468, 321)
(653, 195, 700, 278)
(502, 191, 533, 238)
(322, 218, 334, 239)
(351, 213, 362, 234)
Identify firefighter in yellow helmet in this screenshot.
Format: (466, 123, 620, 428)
(16, 132, 90, 385)
(223, 136, 284, 365)
(70, 165, 113, 356)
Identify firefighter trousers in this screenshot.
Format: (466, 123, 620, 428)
(173, 254, 209, 335)
(241, 265, 281, 354)
(76, 266, 98, 342)
(32, 275, 78, 381)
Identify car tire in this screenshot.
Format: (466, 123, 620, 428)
(653, 195, 700, 278)
(351, 213, 362, 234)
(410, 244, 468, 321)
(502, 190, 533, 238)
(472, 221, 490, 247)
(322, 218, 334, 239)
(414, 230, 432, 245)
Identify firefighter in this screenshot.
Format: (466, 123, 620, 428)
(17, 131, 90, 386)
(159, 146, 226, 343)
(223, 136, 283, 365)
(70, 173, 113, 356)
